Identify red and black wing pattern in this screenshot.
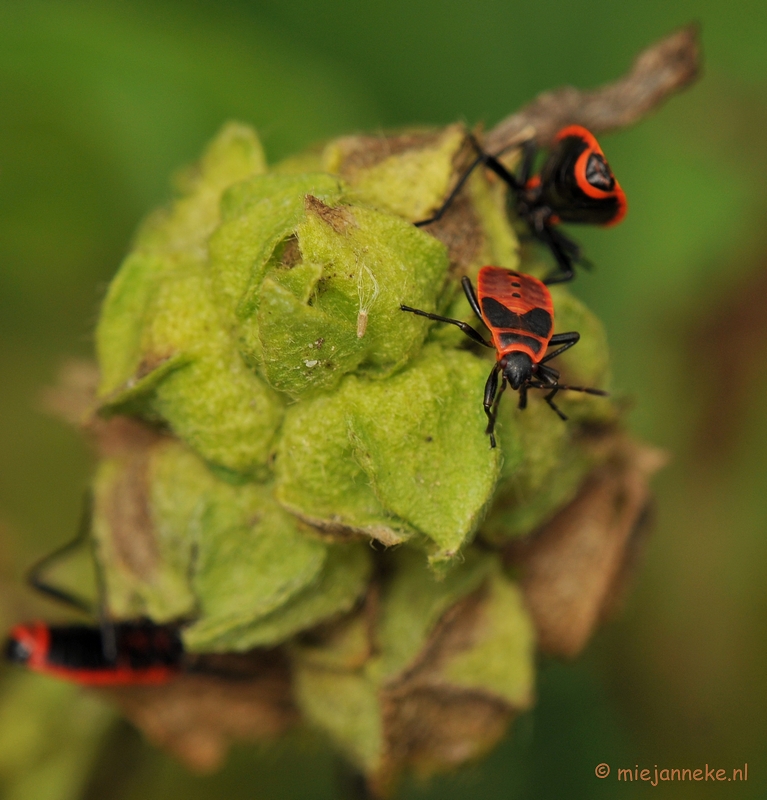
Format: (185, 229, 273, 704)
(477, 267, 554, 363)
(6, 620, 183, 686)
(538, 125, 627, 227)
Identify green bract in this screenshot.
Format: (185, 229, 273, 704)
(91, 434, 371, 652)
(276, 344, 500, 557)
(293, 549, 535, 777)
(91, 120, 619, 778)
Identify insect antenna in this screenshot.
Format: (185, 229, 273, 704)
(528, 382, 609, 421)
(529, 382, 608, 396)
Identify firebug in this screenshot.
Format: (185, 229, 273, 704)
(417, 126, 626, 284)
(401, 266, 608, 446)
(5, 494, 183, 685)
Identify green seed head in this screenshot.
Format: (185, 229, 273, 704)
(91, 120, 623, 784)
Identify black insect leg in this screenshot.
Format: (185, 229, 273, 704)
(540, 226, 596, 284)
(414, 151, 486, 226)
(488, 377, 508, 448)
(550, 227, 581, 258)
(550, 384, 610, 416)
(27, 493, 95, 615)
(529, 380, 609, 422)
(551, 228, 595, 272)
(541, 331, 580, 364)
(515, 138, 537, 186)
(483, 361, 500, 427)
(483, 362, 504, 448)
(27, 492, 119, 662)
(460, 276, 483, 321)
(536, 363, 560, 383)
(416, 132, 534, 227)
(534, 330, 607, 420)
(400, 304, 493, 348)
(526, 380, 567, 419)
(539, 226, 576, 285)
(92, 535, 118, 663)
(543, 387, 567, 420)
(471, 149, 522, 191)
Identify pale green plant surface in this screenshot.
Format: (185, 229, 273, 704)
(0, 674, 114, 800)
(86, 118, 617, 778)
(292, 550, 536, 775)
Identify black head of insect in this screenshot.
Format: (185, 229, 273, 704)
(500, 351, 533, 390)
(5, 634, 32, 664)
(4, 623, 44, 666)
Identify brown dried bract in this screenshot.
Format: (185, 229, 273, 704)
(505, 436, 667, 658)
(88, 415, 166, 460)
(377, 686, 511, 795)
(39, 357, 167, 459)
(326, 125, 487, 275)
(305, 194, 357, 234)
(487, 24, 701, 152)
(330, 130, 445, 176)
(278, 235, 302, 268)
(425, 189, 484, 278)
(103, 445, 158, 582)
(38, 358, 100, 426)
(288, 508, 409, 548)
(100, 650, 296, 773)
(372, 588, 529, 794)
(293, 593, 376, 672)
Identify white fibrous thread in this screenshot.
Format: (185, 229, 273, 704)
(356, 256, 380, 338)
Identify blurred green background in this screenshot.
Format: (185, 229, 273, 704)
(1, 1, 766, 798)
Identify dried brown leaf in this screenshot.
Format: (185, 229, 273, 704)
(505, 436, 667, 658)
(100, 651, 296, 772)
(487, 24, 701, 151)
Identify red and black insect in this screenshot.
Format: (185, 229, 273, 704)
(4, 494, 183, 686)
(5, 619, 183, 686)
(401, 267, 608, 446)
(417, 126, 626, 284)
